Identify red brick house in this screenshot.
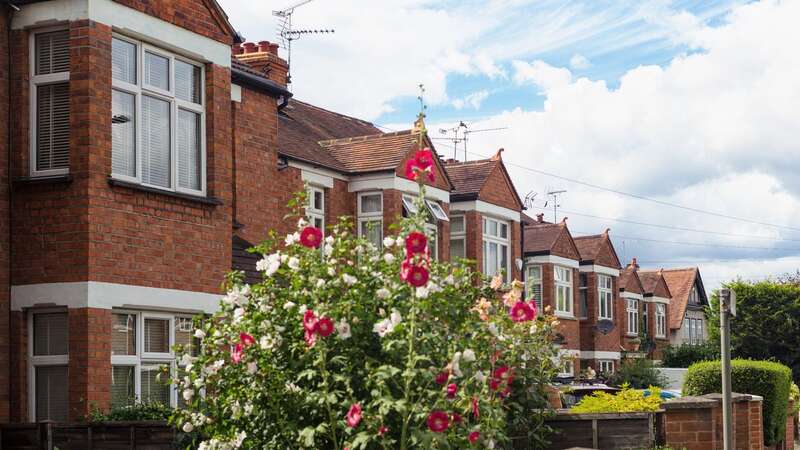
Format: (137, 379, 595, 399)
(573, 231, 623, 374)
(660, 268, 709, 347)
(618, 263, 647, 354)
(522, 214, 582, 376)
(636, 264, 673, 360)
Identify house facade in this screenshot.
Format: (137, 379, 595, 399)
(660, 268, 709, 346)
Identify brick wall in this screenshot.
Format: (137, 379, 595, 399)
(68, 308, 111, 420)
(0, 5, 10, 422)
(8, 311, 25, 422)
(477, 163, 522, 212)
(536, 264, 581, 351)
(111, 0, 233, 44)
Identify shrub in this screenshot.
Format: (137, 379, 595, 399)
(89, 401, 172, 422)
(683, 359, 792, 445)
(790, 382, 800, 415)
(606, 358, 667, 389)
(662, 342, 719, 368)
(571, 385, 663, 413)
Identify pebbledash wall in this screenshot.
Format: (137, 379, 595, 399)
(6, 0, 237, 422)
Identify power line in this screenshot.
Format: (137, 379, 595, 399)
(465, 149, 800, 233)
(528, 206, 800, 243)
(572, 230, 800, 252)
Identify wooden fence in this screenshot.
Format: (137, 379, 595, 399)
(0, 421, 178, 450)
(512, 411, 660, 450)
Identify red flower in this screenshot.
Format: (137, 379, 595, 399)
(239, 332, 255, 347)
(404, 148, 436, 182)
(317, 317, 334, 337)
(405, 231, 428, 255)
(471, 397, 479, 419)
(490, 366, 511, 391)
(401, 262, 429, 287)
(378, 425, 388, 436)
(435, 371, 450, 385)
(452, 412, 462, 424)
(528, 299, 538, 318)
(299, 226, 323, 248)
(303, 310, 318, 333)
(415, 148, 434, 171)
(231, 343, 243, 364)
(405, 159, 420, 180)
(468, 431, 480, 444)
(346, 403, 362, 428)
(446, 383, 458, 399)
(509, 301, 535, 322)
(427, 410, 450, 433)
(304, 330, 317, 348)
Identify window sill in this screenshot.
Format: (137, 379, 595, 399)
(12, 174, 73, 189)
(555, 312, 576, 320)
(108, 177, 223, 206)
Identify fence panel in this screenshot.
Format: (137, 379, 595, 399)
(0, 421, 177, 450)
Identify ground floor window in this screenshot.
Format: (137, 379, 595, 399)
(110, 311, 199, 408)
(558, 359, 575, 377)
(656, 304, 667, 338)
(29, 310, 69, 422)
(598, 360, 614, 374)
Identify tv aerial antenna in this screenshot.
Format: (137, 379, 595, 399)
(273, 0, 334, 86)
(545, 189, 567, 223)
(523, 191, 538, 210)
(436, 122, 508, 161)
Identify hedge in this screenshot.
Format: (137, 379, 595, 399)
(662, 342, 719, 368)
(683, 359, 792, 445)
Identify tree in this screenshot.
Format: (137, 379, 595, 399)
(707, 280, 800, 382)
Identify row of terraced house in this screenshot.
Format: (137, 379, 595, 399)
(0, 0, 709, 424)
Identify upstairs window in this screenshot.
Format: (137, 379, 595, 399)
(525, 265, 543, 313)
(688, 286, 699, 305)
(598, 274, 614, 320)
(31, 29, 71, 176)
(655, 304, 667, 338)
(483, 217, 510, 281)
(306, 186, 325, 231)
(554, 266, 573, 316)
(642, 303, 649, 335)
(626, 298, 639, 335)
(111, 35, 205, 195)
(449, 215, 466, 260)
(358, 192, 383, 248)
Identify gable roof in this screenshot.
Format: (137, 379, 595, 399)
(444, 152, 524, 209)
(661, 268, 707, 330)
(619, 265, 645, 295)
(523, 220, 581, 260)
(573, 231, 622, 268)
(320, 130, 427, 174)
(638, 269, 673, 299)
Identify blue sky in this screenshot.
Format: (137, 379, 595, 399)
(221, 0, 800, 291)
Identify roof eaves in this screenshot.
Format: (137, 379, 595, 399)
(231, 66, 292, 97)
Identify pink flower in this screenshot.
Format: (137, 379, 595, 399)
(401, 261, 429, 287)
(446, 383, 458, 399)
(346, 403, 362, 428)
(528, 299, 538, 317)
(435, 371, 450, 385)
(427, 410, 450, 433)
(231, 343, 243, 364)
(404, 148, 436, 182)
(490, 366, 511, 391)
(239, 332, 255, 347)
(303, 310, 318, 333)
(509, 301, 535, 322)
(304, 330, 317, 348)
(378, 425, 388, 436)
(299, 226, 323, 248)
(468, 431, 480, 444)
(471, 397, 479, 419)
(452, 412, 462, 424)
(405, 231, 428, 255)
(405, 159, 420, 180)
(317, 317, 334, 337)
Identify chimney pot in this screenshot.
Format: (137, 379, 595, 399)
(232, 44, 243, 55)
(243, 42, 257, 54)
(536, 213, 544, 223)
(257, 41, 271, 53)
(269, 43, 279, 55)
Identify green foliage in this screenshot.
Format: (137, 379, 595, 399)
(662, 342, 720, 368)
(606, 358, 667, 389)
(790, 382, 800, 415)
(707, 280, 800, 382)
(571, 384, 663, 413)
(683, 359, 792, 445)
(89, 401, 173, 422)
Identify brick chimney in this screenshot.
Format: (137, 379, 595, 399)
(536, 213, 544, 223)
(232, 40, 289, 87)
(630, 257, 639, 270)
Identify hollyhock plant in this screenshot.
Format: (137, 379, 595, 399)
(172, 150, 562, 449)
(404, 231, 427, 255)
(509, 300, 536, 322)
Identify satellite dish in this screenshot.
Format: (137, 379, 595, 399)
(596, 319, 615, 335)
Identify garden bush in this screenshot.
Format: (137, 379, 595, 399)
(606, 358, 667, 389)
(571, 385, 663, 413)
(683, 359, 792, 445)
(662, 342, 719, 368)
(171, 144, 562, 449)
(89, 401, 173, 422)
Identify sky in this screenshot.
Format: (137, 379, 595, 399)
(219, 0, 800, 293)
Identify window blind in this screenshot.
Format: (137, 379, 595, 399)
(177, 109, 201, 190)
(144, 52, 170, 90)
(35, 366, 68, 421)
(360, 194, 382, 214)
(140, 365, 170, 405)
(144, 318, 170, 354)
(141, 96, 171, 188)
(36, 83, 70, 172)
(111, 313, 136, 355)
(175, 60, 201, 104)
(111, 90, 136, 177)
(35, 30, 70, 75)
(110, 365, 135, 408)
(111, 38, 136, 84)
(33, 312, 68, 356)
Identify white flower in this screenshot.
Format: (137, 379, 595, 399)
(288, 257, 300, 270)
(283, 301, 296, 310)
(222, 285, 250, 306)
(182, 389, 194, 401)
(444, 275, 455, 285)
(285, 382, 301, 393)
(325, 235, 335, 245)
(335, 319, 351, 339)
(428, 282, 442, 293)
(233, 307, 245, 324)
(451, 352, 463, 377)
(462, 349, 476, 363)
(373, 318, 393, 337)
(181, 354, 196, 366)
(247, 362, 257, 374)
(383, 237, 395, 247)
(529, 323, 539, 334)
(383, 253, 395, 264)
(342, 274, 357, 286)
(390, 309, 402, 326)
(194, 329, 206, 339)
(244, 403, 254, 415)
(475, 370, 487, 383)
(395, 237, 404, 247)
(259, 335, 273, 350)
(327, 267, 336, 276)
(487, 439, 495, 449)
(487, 323, 499, 337)
(298, 305, 308, 315)
(376, 288, 390, 299)
(416, 286, 429, 299)
(284, 232, 300, 246)
(297, 217, 308, 228)
(256, 253, 281, 276)
(280, 254, 289, 263)
(323, 244, 334, 256)
(316, 278, 325, 288)
(182, 422, 194, 433)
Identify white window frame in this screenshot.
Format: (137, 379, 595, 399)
(357, 191, 383, 247)
(642, 303, 649, 335)
(424, 222, 439, 260)
(110, 34, 206, 196)
(655, 304, 667, 338)
(525, 264, 543, 313)
(306, 185, 325, 232)
(449, 214, 466, 260)
(110, 311, 195, 408)
(598, 274, 614, 320)
(598, 360, 614, 374)
(28, 309, 69, 422)
(558, 359, 574, 378)
(482, 216, 511, 282)
(554, 265, 573, 317)
(425, 199, 449, 222)
(626, 298, 639, 336)
(29, 27, 71, 178)
(401, 195, 418, 215)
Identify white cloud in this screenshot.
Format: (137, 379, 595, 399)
(452, 90, 490, 110)
(512, 60, 572, 90)
(569, 53, 591, 70)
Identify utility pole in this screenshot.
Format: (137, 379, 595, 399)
(719, 288, 737, 450)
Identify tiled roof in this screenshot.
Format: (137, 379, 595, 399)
(320, 130, 426, 173)
(619, 266, 644, 294)
(278, 99, 383, 171)
(574, 234, 604, 262)
(638, 270, 665, 296)
(661, 268, 701, 330)
(523, 223, 564, 254)
(232, 235, 262, 285)
(443, 159, 498, 200)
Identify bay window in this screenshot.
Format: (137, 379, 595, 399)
(358, 192, 383, 248)
(31, 29, 71, 177)
(598, 274, 613, 320)
(626, 298, 639, 335)
(655, 304, 667, 338)
(554, 266, 573, 316)
(482, 217, 509, 281)
(525, 265, 543, 313)
(450, 215, 466, 260)
(29, 311, 69, 421)
(111, 35, 205, 195)
(598, 360, 614, 374)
